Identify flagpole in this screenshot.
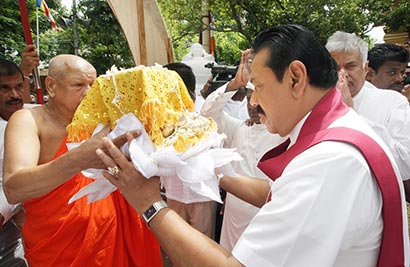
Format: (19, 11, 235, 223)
(72, 0, 79, 55)
(36, 7, 40, 55)
(18, 0, 45, 105)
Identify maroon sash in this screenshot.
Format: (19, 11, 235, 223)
(258, 88, 404, 267)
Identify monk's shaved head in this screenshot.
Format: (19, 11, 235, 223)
(44, 54, 96, 113)
(48, 54, 96, 81)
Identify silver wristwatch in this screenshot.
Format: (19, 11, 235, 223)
(142, 200, 168, 224)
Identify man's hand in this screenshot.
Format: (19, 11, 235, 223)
(200, 76, 213, 99)
(336, 70, 353, 107)
(20, 44, 40, 77)
(97, 132, 162, 214)
(227, 49, 253, 91)
(0, 214, 4, 229)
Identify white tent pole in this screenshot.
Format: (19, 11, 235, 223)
(201, 0, 210, 53)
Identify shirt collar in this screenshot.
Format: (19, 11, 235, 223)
(288, 111, 311, 147)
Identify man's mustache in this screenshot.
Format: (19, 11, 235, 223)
(256, 105, 265, 115)
(6, 97, 23, 105)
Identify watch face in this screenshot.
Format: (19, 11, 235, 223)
(145, 207, 156, 218)
(143, 201, 167, 223)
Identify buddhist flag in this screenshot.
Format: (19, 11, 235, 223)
(36, 0, 59, 31)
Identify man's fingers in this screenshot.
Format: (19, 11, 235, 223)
(96, 147, 117, 170)
(95, 147, 120, 185)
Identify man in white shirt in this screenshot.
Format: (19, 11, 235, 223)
(196, 76, 249, 120)
(163, 62, 217, 238)
(97, 24, 409, 266)
(366, 43, 410, 98)
(0, 51, 39, 267)
(196, 70, 249, 242)
(326, 31, 410, 201)
(201, 49, 284, 251)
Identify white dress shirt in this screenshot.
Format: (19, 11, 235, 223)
(0, 120, 19, 224)
(195, 92, 249, 120)
(354, 81, 410, 180)
(223, 97, 249, 120)
(0, 104, 37, 224)
(232, 109, 409, 267)
(201, 84, 285, 251)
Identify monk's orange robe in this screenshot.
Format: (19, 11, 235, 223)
(22, 138, 163, 267)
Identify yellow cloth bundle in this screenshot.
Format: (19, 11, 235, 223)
(67, 66, 216, 152)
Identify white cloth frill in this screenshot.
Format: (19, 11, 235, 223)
(68, 113, 242, 204)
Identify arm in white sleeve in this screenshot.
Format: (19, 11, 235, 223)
(385, 99, 410, 180)
(0, 121, 21, 224)
(365, 117, 410, 180)
(201, 83, 243, 147)
(0, 181, 20, 225)
(200, 83, 236, 119)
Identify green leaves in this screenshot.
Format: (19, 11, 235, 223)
(1, 0, 406, 72)
(157, 0, 402, 64)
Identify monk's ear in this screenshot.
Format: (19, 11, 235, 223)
(288, 60, 307, 98)
(45, 76, 56, 97)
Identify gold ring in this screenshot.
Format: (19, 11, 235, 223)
(107, 166, 120, 177)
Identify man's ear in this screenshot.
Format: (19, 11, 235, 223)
(288, 60, 307, 98)
(45, 76, 56, 97)
(364, 60, 369, 76)
(366, 67, 376, 82)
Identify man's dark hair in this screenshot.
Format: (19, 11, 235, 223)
(164, 62, 196, 101)
(368, 43, 410, 73)
(252, 24, 338, 89)
(0, 59, 24, 79)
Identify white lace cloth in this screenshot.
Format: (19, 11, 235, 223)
(68, 113, 242, 204)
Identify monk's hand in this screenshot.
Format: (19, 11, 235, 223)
(74, 125, 141, 170)
(97, 132, 162, 214)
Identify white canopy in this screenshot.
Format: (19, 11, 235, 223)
(107, 0, 174, 66)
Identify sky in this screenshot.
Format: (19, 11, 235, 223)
(367, 26, 385, 43)
(61, 0, 73, 9)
